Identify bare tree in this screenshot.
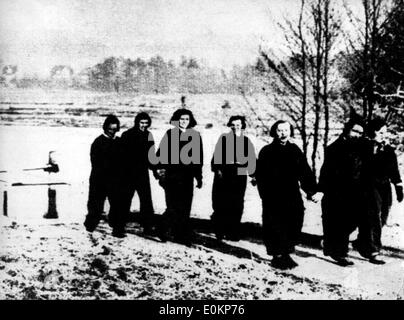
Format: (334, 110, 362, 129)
(341, 0, 393, 122)
(255, 0, 342, 173)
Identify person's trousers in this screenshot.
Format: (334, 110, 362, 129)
(356, 190, 383, 257)
(211, 172, 247, 239)
(262, 199, 304, 256)
(121, 174, 154, 228)
(160, 172, 194, 241)
(321, 195, 359, 258)
(85, 178, 124, 232)
(378, 183, 393, 226)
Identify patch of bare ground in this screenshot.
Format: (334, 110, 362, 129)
(0, 222, 368, 300)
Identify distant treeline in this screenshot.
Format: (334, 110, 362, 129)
(0, 56, 264, 94)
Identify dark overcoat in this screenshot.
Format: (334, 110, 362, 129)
(318, 137, 367, 257)
(85, 134, 123, 231)
(156, 127, 203, 241)
(356, 141, 402, 256)
(119, 127, 156, 223)
(210, 132, 256, 239)
(363, 143, 402, 225)
(256, 140, 316, 256)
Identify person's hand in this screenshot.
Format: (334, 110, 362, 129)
(308, 192, 322, 203)
(158, 179, 166, 188)
(216, 170, 223, 179)
(196, 178, 203, 189)
(156, 169, 166, 179)
(395, 184, 403, 203)
(156, 169, 166, 187)
(250, 177, 257, 186)
(152, 170, 160, 180)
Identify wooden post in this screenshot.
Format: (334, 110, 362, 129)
(3, 190, 7, 217)
(43, 187, 58, 219)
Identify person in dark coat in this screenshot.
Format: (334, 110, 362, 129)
(318, 119, 367, 266)
(154, 109, 203, 245)
(366, 118, 403, 226)
(255, 120, 317, 269)
(210, 115, 256, 241)
(120, 112, 156, 234)
(355, 118, 403, 264)
(84, 115, 125, 237)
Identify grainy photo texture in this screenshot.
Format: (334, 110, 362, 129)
(0, 0, 403, 300)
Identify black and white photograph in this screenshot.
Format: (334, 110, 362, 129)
(0, 0, 403, 302)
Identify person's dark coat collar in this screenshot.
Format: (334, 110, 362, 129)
(103, 133, 117, 140)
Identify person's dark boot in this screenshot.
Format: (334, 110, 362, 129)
(226, 235, 241, 241)
(271, 255, 289, 270)
(215, 232, 224, 241)
(84, 220, 97, 233)
(142, 225, 154, 236)
(112, 229, 126, 238)
(156, 227, 168, 242)
(156, 218, 169, 242)
(173, 235, 192, 246)
(368, 254, 386, 265)
(330, 255, 354, 267)
(283, 255, 298, 268)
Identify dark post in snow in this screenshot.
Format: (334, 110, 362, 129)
(3, 190, 7, 217)
(44, 187, 58, 219)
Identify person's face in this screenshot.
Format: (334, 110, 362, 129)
(276, 123, 291, 143)
(138, 119, 149, 132)
(348, 124, 363, 140)
(179, 114, 190, 129)
(374, 125, 387, 144)
(105, 123, 119, 138)
(230, 119, 243, 135)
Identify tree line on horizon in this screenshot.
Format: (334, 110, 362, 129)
(0, 55, 264, 95)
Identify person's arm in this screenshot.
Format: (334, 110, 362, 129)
(296, 145, 317, 198)
(388, 147, 402, 184)
(395, 183, 403, 203)
(388, 147, 403, 202)
(310, 145, 337, 203)
(246, 137, 257, 180)
(317, 145, 336, 193)
(120, 130, 128, 141)
(153, 130, 170, 181)
(255, 147, 267, 198)
(90, 137, 102, 169)
(211, 134, 225, 177)
(147, 132, 157, 172)
(195, 133, 203, 188)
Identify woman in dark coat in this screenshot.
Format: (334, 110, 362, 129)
(120, 112, 156, 234)
(155, 109, 203, 245)
(356, 118, 403, 264)
(256, 120, 316, 269)
(84, 115, 125, 237)
(210, 115, 256, 241)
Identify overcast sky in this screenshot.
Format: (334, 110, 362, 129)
(0, 0, 362, 77)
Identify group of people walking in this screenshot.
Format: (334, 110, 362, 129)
(83, 108, 402, 270)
